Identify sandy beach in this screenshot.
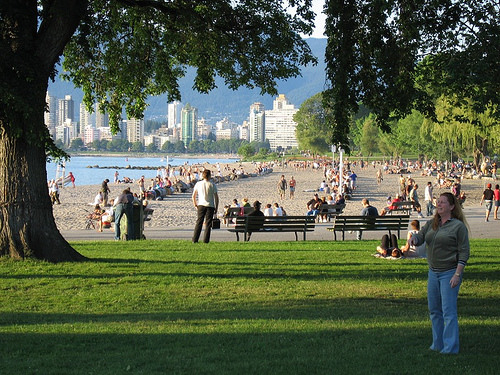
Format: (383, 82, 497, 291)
(53, 161, 497, 237)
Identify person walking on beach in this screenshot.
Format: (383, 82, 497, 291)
(192, 169, 219, 243)
(409, 192, 469, 354)
(101, 179, 110, 206)
(424, 181, 434, 217)
(277, 175, 287, 200)
(480, 183, 494, 222)
(289, 176, 296, 199)
(494, 184, 500, 220)
(68, 172, 75, 188)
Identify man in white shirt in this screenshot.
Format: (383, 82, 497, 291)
(192, 169, 219, 243)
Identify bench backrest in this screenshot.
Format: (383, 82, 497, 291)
(234, 215, 316, 231)
(225, 206, 253, 218)
(332, 215, 410, 230)
(319, 203, 346, 215)
(392, 201, 414, 209)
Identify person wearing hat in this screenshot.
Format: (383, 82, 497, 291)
(480, 183, 494, 221)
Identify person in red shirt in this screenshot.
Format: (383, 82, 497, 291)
(494, 184, 500, 220)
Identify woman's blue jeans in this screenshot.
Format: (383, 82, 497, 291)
(427, 268, 462, 354)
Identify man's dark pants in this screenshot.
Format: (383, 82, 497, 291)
(193, 205, 215, 243)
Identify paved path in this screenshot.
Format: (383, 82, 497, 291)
(61, 205, 499, 242)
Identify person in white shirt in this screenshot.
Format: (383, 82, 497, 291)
(264, 204, 273, 216)
(424, 181, 434, 217)
(192, 169, 219, 243)
(273, 203, 284, 216)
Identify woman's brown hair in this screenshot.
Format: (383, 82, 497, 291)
(432, 192, 468, 230)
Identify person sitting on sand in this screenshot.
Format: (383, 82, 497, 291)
(93, 191, 103, 206)
(90, 204, 105, 232)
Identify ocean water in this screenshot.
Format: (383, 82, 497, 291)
(46, 155, 239, 185)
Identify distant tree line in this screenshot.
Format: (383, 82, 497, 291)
(294, 92, 500, 167)
(64, 136, 271, 156)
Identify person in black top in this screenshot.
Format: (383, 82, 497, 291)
(357, 198, 379, 240)
(480, 183, 494, 221)
(101, 179, 111, 206)
(246, 201, 265, 241)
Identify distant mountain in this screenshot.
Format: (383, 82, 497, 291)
(48, 38, 327, 124)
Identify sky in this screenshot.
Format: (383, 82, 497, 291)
(311, 0, 326, 38)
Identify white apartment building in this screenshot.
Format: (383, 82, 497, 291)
(249, 102, 265, 142)
(215, 118, 238, 140)
(197, 117, 212, 140)
(167, 100, 183, 128)
(239, 121, 250, 141)
(45, 92, 57, 138)
(264, 94, 299, 151)
(58, 95, 74, 126)
(127, 118, 144, 143)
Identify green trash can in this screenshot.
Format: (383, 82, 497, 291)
(119, 202, 144, 240)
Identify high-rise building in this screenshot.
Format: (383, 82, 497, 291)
(80, 102, 109, 131)
(249, 102, 265, 142)
(197, 118, 212, 140)
(80, 102, 93, 132)
(58, 95, 74, 126)
(126, 118, 144, 144)
(168, 100, 183, 128)
(181, 103, 197, 146)
(95, 104, 109, 128)
(264, 94, 299, 151)
(44, 92, 57, 138)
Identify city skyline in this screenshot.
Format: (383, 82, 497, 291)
(46, 91, 301, 151)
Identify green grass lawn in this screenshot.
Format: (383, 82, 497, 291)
(1, 239, 499, 374)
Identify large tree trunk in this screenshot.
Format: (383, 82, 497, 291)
(0, 127, 86, 262)
(0, 0, 87, 262)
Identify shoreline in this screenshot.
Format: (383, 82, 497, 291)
(53, 162, 498, 237)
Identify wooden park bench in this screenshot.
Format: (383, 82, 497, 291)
(228, 215, 316, 241)
(318, 203, 346, 221)
(387, 201, 415, 215)
(223, 206, 254, 226)
(327, 215, 410, 241)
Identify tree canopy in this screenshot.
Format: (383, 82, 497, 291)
(322, 0, 500, 152)
(62, 0, 317, 133)
(293, 92, 334, 154)
(0, 0, 317, 262)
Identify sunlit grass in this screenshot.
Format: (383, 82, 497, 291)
(1, 239, 499, 374)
